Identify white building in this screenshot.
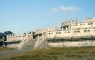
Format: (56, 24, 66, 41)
(5, 32, 33, 49)
(4, 16, 95, 49)
(35, 17, 95, 39)
(34, 16, 95, 48)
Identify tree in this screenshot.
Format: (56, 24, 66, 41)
(3, 31, 14, 41)
(0, 32, 3, 39)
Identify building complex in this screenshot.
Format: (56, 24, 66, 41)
(1, 16, 95, 49)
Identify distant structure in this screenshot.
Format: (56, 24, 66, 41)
(35, 17, 95, 39)
(5, 32, 33, 49)
(0, 31, 13, 46)
(34, 16, 95, 48)
(1, 16, 95, 49)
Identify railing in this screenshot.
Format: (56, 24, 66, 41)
(34, 33, 47, 49)
(18, 34, 33, 50)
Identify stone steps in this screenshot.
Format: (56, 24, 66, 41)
(21, 39, 37, 50)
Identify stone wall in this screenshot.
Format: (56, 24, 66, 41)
(48, 40, 95, 47)
(6, 32, 33, 49)
(6, 33, 33, 42)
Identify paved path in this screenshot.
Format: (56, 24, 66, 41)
(0, 50, 28, 60)
(0, 50, 25, 55)
(0, 40, 36, 56)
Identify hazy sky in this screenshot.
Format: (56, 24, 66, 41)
(0, 0, 95, 33)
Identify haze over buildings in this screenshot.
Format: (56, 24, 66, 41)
(0, 0, 95, 33)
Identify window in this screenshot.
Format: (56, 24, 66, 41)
(91, 23, 93, 25)
(88, 23, 90, 25)
(49, 33, 50, 34)
(84, 30, 86, 32)
(19, 36, 21, 37)
(74, 30, 80, 33)
(88, 23, 93, 25)
(88, 30, 90, 32)
(49, 32, 53, 34)
(78, 31, 80, 32)
(56, 32, 61, 34)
